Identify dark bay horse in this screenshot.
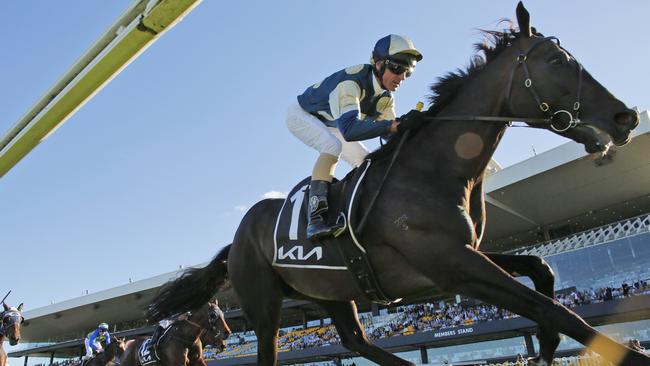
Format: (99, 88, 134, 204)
(188, 324, 228, 366)
(122, 300, 230, 366)
(0, 302, 24, 366)
(144, 3, 646, 366)
(188, 302, 231, 366)
(83, 337, 127, 366)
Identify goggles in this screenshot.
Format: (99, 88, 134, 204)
(385, 59, 414, 77)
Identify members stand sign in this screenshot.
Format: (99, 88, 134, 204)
(432, 326, 475, 339)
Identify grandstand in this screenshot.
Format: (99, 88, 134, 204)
(7, 111, 650, 365)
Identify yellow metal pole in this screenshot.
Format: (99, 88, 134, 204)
(0, 0, 202, 178)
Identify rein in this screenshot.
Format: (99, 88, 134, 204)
(167, 317, 208, 347)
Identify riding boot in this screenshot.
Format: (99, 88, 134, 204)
(307, 180, 343, 241)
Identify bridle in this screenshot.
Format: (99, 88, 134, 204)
(505, 36, 583, 132)
(0, 309, 24, 336)
(423, 36, 584, 133)
(207, 305, 225, 337)
(169, 306, 224, 346)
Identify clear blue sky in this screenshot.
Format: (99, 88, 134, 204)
(0, 0, 648, 314)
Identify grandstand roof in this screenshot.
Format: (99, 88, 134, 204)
(16, 111, 650, 344)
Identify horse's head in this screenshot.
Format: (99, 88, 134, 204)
(107, 337, 126, 359)
(1, 302, 24, 346)
(200, 300, 231, 353)
(507, 2, 638, 154)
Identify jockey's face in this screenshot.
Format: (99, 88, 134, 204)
(376, 61, 410, 92)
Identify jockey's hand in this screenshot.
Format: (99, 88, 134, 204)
(397, 109, 425, 134)
(389, 120, 400, 134)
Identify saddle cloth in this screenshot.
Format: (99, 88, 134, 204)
(272, 161, 371, 269)
(138, 338, 159, 365)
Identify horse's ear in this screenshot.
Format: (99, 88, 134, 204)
(17, 303, 24, 311)
(516, 1, 532, 38)
(2, 302, 9, 311)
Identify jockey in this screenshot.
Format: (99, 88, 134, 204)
(287, 34, 423, 240)
(83, 322, 111, 360)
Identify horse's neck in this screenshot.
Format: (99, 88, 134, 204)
(407, 60, 511, 183)
(104, 346, 115, 361)
(175, 319, 203, 344)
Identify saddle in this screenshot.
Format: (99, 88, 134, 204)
(273, 160, 398, 304)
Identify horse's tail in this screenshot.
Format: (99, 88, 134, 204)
(146, 244, 231, 322)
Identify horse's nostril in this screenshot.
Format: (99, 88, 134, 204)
(614, 110, 639, 126)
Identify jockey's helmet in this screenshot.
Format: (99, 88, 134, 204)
(98, 323, 109, 330)
(371, 35, 422, 88)
(370, 34, 423, 67)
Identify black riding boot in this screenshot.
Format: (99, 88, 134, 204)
(307, 180, 342, 241)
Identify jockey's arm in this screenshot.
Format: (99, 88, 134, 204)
(337, 111, 393, 141)
(329, 81, 394, 141)
(104, 332, 111, 345)
(88, 330, 100, 351)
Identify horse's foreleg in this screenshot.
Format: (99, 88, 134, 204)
(485, 252, 559, 365)
(404, 238, 649, 366)
(315, 300, 414, 366)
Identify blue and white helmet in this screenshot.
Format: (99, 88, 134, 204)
(370, 34, 423, 66)
(98, 323, 109, 330)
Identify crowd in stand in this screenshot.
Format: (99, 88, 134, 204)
(34, 359, 80, 366)
(34, 281, 649, 366)
(556, 279, 648, 307)
(216, 280, 650, 357)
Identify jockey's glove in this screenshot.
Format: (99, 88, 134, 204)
(396, 109, 425, 134)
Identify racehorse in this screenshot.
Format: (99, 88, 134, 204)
(0, 302, 24, 366)
(187, 319, 229, 366)
(83, 336, 127, 366)
(122, 300, 230, 366)
(141, 3, 647, 366)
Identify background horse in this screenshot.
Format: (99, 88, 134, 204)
(142, 3, 646, 366)
(188, 321, 229, 366)
(0, 302, 24, 366)
(83, 336, 126, 366)
(122, 300, 230, 366)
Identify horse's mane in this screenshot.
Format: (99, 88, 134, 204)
(367, 25, 528, 161)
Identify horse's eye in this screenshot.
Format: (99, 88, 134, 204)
(548, 54, 566, 66)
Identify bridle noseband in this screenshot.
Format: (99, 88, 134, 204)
(0, 309, 24, 336)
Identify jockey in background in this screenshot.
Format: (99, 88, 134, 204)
(286, 34, 423, 240)
(83, 322, 111, 360)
